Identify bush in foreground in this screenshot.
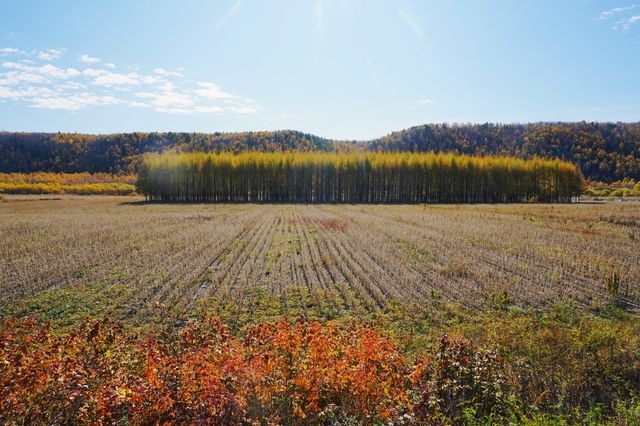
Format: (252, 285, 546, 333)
(1, 312, 639, 425)
(1, 318, 408, 424)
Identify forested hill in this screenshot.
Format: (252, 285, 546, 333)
(0, 131, 332, 175)
(369, 122, 640, 182)
(1, 122, 639, 182)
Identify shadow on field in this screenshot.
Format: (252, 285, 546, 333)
(117, 199, 596, 206)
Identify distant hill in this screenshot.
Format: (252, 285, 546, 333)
(0, 131, 333, 175)
(368, 122, 640, 183)
(1, 122, 639, 182)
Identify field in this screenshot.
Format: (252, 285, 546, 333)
(2, 195, 638, 327)
(3, 196, 640, 424)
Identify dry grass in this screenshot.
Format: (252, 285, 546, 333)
(1, 195, 638, 325)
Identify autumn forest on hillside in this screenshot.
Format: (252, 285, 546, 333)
(1, 121, 639, 182)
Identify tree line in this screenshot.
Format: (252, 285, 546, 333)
(0, 172, 137, 196)
(1, 122, 638, 182)
(138, 151, 584, 203)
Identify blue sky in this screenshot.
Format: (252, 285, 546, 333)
(0, 0, 639, 140)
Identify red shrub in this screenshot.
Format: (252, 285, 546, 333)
(0, 317, 408, 425)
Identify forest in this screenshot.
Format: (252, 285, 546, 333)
(369, 122, 640, 182)
(0, 130, 332, 175)
(1, 122, 638, 182)
(138, 151, 584, 203)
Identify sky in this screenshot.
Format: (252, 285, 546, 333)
(0, 0, 639, 140)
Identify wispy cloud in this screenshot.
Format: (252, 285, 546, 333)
(194, 82, 236, 100)
(405, 98, 433, 111)
(614, 14, 640, 30)
(37, 48, 65, 61)
(399, 8, 424, 39)
(78, 54, 101, 64)
(218, 0, 243, 29)
(0, 48, 261, 115)
(30, 93, 121, 111)
(83, 67, 149, 85)
(0, 61, 80, 84)
(0, 48, 24, 59)
(598, 5, 635, 20)
(154, 67, 184, 77)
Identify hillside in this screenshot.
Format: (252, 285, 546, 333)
(1, 122, 639, 182)
(0, 131, 332, 175)
(370, 122, 640, 182)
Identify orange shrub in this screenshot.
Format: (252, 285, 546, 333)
(3, 314, 638, 424)
(0, 317, 409, 425)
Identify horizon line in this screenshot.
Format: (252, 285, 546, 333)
(1, 120, 640, 142)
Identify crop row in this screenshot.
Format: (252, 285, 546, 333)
(0, 196, 638, 325)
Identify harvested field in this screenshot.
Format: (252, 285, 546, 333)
(1, 196, 638, 325)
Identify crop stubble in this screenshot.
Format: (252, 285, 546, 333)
(1, 196, 638, 324)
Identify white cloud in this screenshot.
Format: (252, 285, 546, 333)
(57, 81, 85, 90)
(614, 14, 640, 30)
(83, 68, 140, 85)
(0, 85, 56, 100)
(31, 93, 120, 111)
(194, 82, 235, 99)
(218, 0, 243, 29)
(0, 85, 21, 98)
(140, 74, 162, 84)
(21, 86, 57, 97)
(94, 73, 139, 85)
(154, 67, 184, 77)
(38, 64, 80, 79)
(82, 68, 162, 86)
(417, 99, 431, 105)
(1, 61, 24, 69)
(0, 62, 79, 84)
(0, 70, 46, 85)
(0, 47, 24, 57)
(136, 90, 194, 108)
(0, 46, 262, 114)
(37, 48, 64, 61)
(599, 5, 635, 20)
(399, 8, 424, 39)
(159, 81, 175, 91)
(78, 54, 101, 64)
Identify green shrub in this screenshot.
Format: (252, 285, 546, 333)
(412, 334, 511, 424)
